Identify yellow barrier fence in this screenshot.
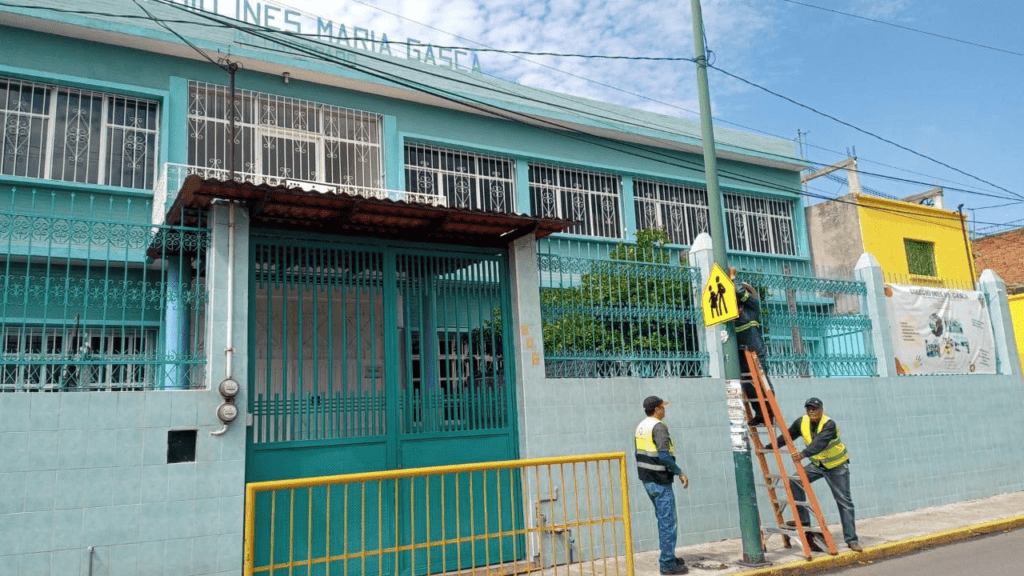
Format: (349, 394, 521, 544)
(244, 452, 634, 576)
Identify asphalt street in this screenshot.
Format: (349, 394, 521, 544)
(829, 528, 1023, 576)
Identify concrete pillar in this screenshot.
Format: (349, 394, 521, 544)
(854, 252, 894, 377)
(687, 233, 725, 378)
(978, 269, 1021, 376)
(206, 202, 250, 395)
(163, 259, 191, 390)
(508, 233, 545, 459)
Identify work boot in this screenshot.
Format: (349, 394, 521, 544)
(848, 541, 863, 552)
(660, 563, 689, 575)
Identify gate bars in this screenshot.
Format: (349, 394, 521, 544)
(244, 453, 635, 576)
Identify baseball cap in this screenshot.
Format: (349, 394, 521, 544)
(804, 397, 823, 409)
(643, 396, 668, 412)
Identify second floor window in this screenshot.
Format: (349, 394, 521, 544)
(404, 143, 515, 212)
(188, 81, 384, 189)
(905, 239, 937, 276)
(1, 77, 159, 189)
(725, 193, 796, 255)
(529, 163, 621, 238)
(634, 179, 710, 245)
(634, 178, 797, 255)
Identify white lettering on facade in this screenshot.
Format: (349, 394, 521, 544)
(175, 0, 482, 72)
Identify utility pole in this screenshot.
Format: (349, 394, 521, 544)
(689, 0, 765, 565)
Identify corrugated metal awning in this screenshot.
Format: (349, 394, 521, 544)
(162, 175, 576, 248)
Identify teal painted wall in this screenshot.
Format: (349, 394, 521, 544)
(516, 372, 1024, 553)
(0, 25, 806, 247)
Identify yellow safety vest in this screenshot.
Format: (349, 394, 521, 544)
(635, 417, 675, 484)
(800, 415, 849, 469)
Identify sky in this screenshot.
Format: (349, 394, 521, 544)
(275, 0, 1023, 235)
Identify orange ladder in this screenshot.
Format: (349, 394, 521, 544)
(742, 349, 838, 559)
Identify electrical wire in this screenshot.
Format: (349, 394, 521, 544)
(775, 0, 1024, 57)
(139, 0, 1024, 232)
(130, 0, 225, 69)
(3, 0, 1016, 205)
(708, 64, 1024, 202)
(26, 0, 1022, 236)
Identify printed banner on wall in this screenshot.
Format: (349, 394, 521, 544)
(886, 284, 996, 375)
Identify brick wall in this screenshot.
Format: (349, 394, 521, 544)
(974, 227, 1024, 292)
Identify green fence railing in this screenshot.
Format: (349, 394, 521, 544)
(538, 232, 707, 379)
(730, 262, 876, 378)
(0, 188, 208, 391)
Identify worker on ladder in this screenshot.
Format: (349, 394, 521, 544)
(777, 397, 863, 553)
(729, 266, 772, 426)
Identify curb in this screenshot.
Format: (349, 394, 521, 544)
(730, 514, 1024, 576)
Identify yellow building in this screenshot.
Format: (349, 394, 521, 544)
(1011, 295, 1024, 376)
(805, 190, 976, 287)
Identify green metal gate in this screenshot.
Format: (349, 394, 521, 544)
(246, 233, 520, 575)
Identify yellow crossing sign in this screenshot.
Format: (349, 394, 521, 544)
(702, 263, 739, 326)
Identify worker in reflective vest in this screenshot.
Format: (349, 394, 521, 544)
(635, 396, 690, 575)
(777, 397, 862, 552)
(729, 266, 773, 427)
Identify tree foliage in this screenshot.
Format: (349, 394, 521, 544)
(541, 228, 699, 359)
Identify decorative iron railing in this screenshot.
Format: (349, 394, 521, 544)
(731, 262, 876, 378)
(538, 234, 708, 379)
(883, 271, 975, 291)
(0, 188, 208, 391)
(152, 163, 447, 224)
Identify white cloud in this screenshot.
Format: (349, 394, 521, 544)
(285, 0, 779, 121)
(847, 0, 913, 22)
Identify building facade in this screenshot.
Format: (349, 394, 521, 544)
(1, 2, 1022, 576)
(805, 191, 977, 286)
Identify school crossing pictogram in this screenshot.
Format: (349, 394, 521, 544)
(702, 263, 740, 326)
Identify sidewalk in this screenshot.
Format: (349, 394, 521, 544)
(632, 491, 1024, 576)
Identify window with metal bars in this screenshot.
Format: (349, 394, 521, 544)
(724, 193, 796, 255)
(634, 178, 796, 254)
(528, 163, 622, 238)
(404, 143, 515, 212)
(187, 81, 384, 189)
(0, 326, 156, 390)
(0, 76, 160, 189)
(905, 238, 937, 276)
(634, 179, 710, 245)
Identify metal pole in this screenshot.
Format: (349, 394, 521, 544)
(957, 204, 977, 287)
(227, 61, 239, 181)
(689, 0, 765, 565)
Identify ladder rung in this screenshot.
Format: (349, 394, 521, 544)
(768, 496, 810, 506)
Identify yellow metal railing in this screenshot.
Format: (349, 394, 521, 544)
(244, 453, 634, 576)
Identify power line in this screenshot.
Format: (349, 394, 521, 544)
(708, 64, 1024, 202)
(4, 0, 1014, 206)
(145, 0, 1024, 232)
(130, 0, 225, 69)
(50, 0, 1024, 238)
(775, 0, 1024, 57)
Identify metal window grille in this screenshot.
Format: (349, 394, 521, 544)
(188, 81, 384, 188)
(633, 179, 710, 245)
(0, 76, 159, 189)
(0, 189, 208, 392)
(529, 164, 621, 238)
(725, 193, 796, 255)
(904, 239, 937, 276)
(0, 327, 157, 390)
(404, 143, 516, 212)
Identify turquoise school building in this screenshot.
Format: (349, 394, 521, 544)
(0, 1, 1021, 575)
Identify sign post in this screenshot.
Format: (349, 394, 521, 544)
(689, 0, 766, 565)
